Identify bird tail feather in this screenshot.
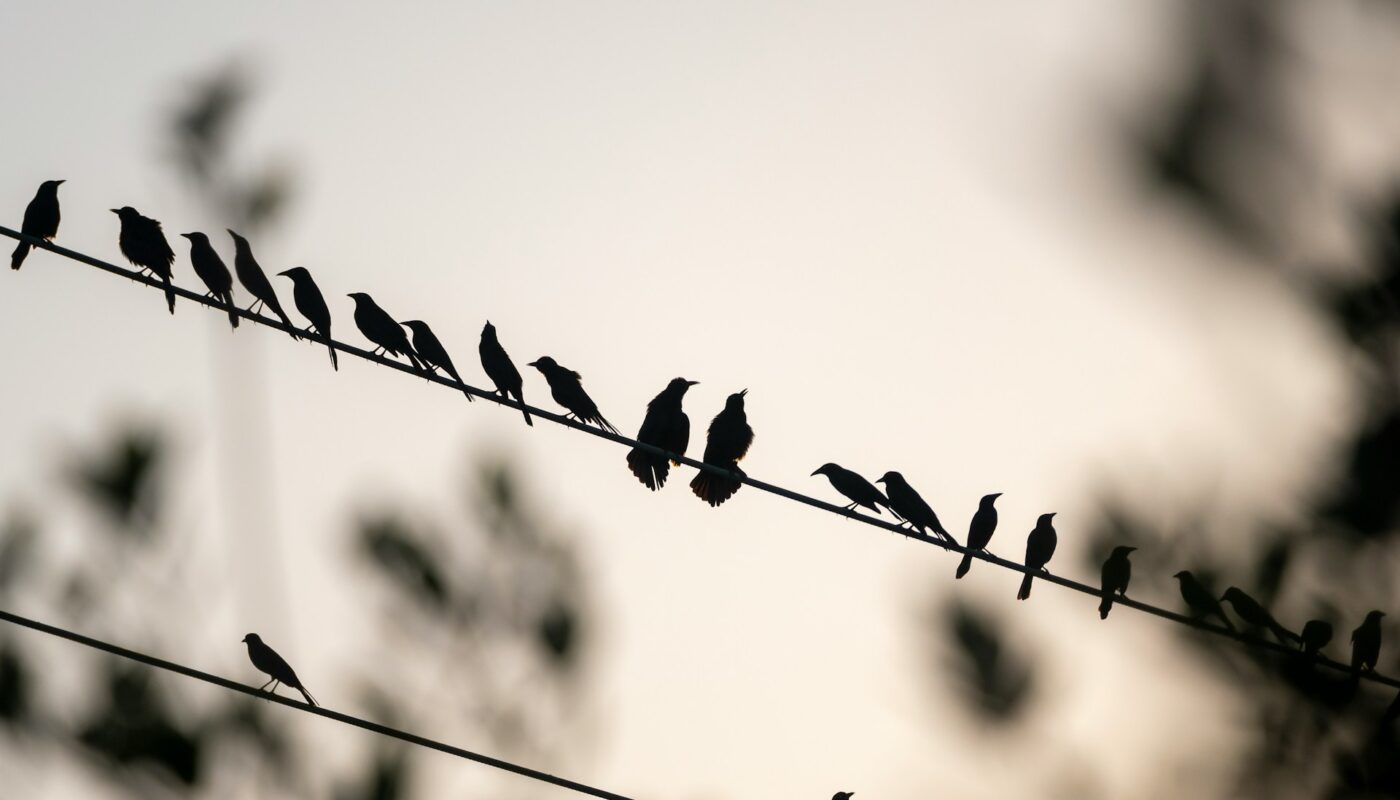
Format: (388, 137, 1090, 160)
(11, 242, 29, 270)
(327, 342, 338, 370)
(298, 686, 317, 706)
(1017, 574, 1034, 600)
(222, 293, 240, 329)
(627, 449, 662, 490)
(163, 276, 176, 314)
(691, 463, 742, 507)
(955, 552, 973, 579)
(1099, 594, 1114, 619)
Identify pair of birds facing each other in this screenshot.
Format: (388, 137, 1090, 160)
(623, 379, 756, 508)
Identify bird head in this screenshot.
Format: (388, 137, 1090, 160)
(401, 320, 429, 336)
(980, 492, 1003, 507)
(1038, 512, 1057, 525)
(110, 206, 139, 220)
(277, 266, 310, 280)
(1172, 570, 1191, 581)
(724, 389, 748, 410)
(833, 793, 854, 800)
(241, 633, 261, 645)
(178, 232, 206, 243)
(1220, 586, 1243, 603)
(811, 463, 839, 477)
(482, 320, 497, 337)
(226, 228, 247, 243)
(347, 292, 371, 305)
(666, 377, 699, 395)
(1366, 610, 1386, 623)
(875, 471, 901, 485)
(1111, 545, 1136, 558)
(42, 179, 64, 192)
(527, 356, 558, 372)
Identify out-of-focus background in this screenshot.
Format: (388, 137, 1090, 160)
(3, 1, 1400, 797)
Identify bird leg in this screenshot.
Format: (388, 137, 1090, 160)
(258, 678, 275, 691)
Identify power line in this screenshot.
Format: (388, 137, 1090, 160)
(0, 607, 635, 800)
(2, 224, 1396, 693)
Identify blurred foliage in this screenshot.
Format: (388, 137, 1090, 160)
(939, 601, 1033, 721)
(68, 426, 164, 534)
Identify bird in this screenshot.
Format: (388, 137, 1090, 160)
(112, 207, 176, 313)
(479, 321, 532, 426)
(227, 230, 298, 338)
(876, 472, 955, 547)
(1351, 610, 1385, 678)
(1099, 545, 1135, 619)
(627, 377, 697, 490)
(241, 633, 316, 706)
(348, 293, 421, 368)
(527, 356, 618, 432)
(833, 793, 854, 800)
(277, 267, 337, 368)
(1219, 587, 1300, 644)
(1300, 619, 1333, 659)
(955, 493, 1002, 579)
(690, 390, 754, 507)
(180, 232, 239, 329)
(402, 320, 472, 400)
(1018, 512, 1057, 600)
(12, 179, 62, 270)
(812, 464, 892, 516)
(1172, 571, 1236, 632)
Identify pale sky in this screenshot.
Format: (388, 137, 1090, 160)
(3, 2, 1397, 798)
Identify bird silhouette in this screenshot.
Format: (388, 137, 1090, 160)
(812, 464, 892, 516)
(1351, 610, 1385, 678)
(277, 267, 336, 368)
(833, 793, 854, 800)
(403, 320, 472, 400)
(180, 232, 239, 329)
(955, 493, 1001, 579)
(12, 179, 62, 270)
(348, 293, 421, 368)
(227, 230, 298, 338)
(528, 356, 618, 432)
(479, 321, 532, 426)
(876, 472, 955, 547)
(1099, 545, 1135, 619)
(1300, 619, 1333, 659)
(690, 390, 753, 507)
(1018, 512, 1057, 600)
(112, 207, 176, 313)
(627, 378, 697, 490)
(242, 633, 316, 706)
(1219, 587, 1300, 644)
(1172, 571, 1236, 632)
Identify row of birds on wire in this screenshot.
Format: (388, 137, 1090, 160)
(8, 180, 1391, 684)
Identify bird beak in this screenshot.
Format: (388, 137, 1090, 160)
(179, 233, 192, 239)
(740, 388, 748, 396)
(1126, 547, 1138, 553)
(56, 180, 66, 185)
(276, 270, 290, 277)
(810, 468, 821, 476)
(686, 380, 699, 386)
(526, 360, 539, 367)
(109, 208, 119, 214)
(1048, 512, 1057, 519)
(226, 228, 236, 236)
(875, 477, 886, 484)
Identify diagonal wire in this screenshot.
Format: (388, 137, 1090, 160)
(2, 224, 1397, 692)
(0, 607, 635, 800)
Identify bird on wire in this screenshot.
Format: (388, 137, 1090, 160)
(528, 356, 618, 433)
(955, 492, 1001, 579)
(180, 232, 239, 329)
(227, 229, 298, 338)
(1300, 619, 1333, 659)
(478, 321, 532, 426)
(1018, 512, 1057, 600)
(242, 633, 316, 706)
(1351, 610, 1385, 679)
(1219, 587, 1300, 645)
(811, 464, 892, 517)
(348, 293, 421, 369)
(876, 471, 955, 547)
(1172, 571, 1236, 632)
(690, 390, 753, 508)
(627, 377, 697, 490)
(1098, 545, 1135, 619)
(12, 179, 62, 270)
(277, 267, 337, 368)
(112, 206, 176, 313)
(402, 320, 472, 400)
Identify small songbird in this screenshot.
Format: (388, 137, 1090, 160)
(627, 377, 697, 490)
(348, 293, 421, 368)
(1351, 610, 1385, 678)
(876, 472, 955, 547)
(479, 321, 532, 426)
(528, 356, 618, 432)
(1099, 545, 1135, 619)
(811, 463, 891, 516)
(180, 232, 239, 329)
(1300, 619, 1333, 659)
(1018, 512, 1057, 600)
(1219, 587, 1300, 644)
(1172, 571, 1236, 632)
(277, 267, 337, 369)
(112, 207, 176, 313)
(690, 390, 754, 507)
(227, 230, 298, 338)
(955, 493, 1002, 579)
(402, 320, 472, 400)
(242, 633, 317, 706)
(12, 179, 63, 270)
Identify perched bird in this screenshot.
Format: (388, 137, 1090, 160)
(627, 377, 697, 490)
(690, 390, 754, 507)
(348, 293, 421, 368)
(1098, 545, 1135, 619)
(812, 463, 891, 516)
(277, 267, 336, 368)
(12, 179, 63, 270)
(876, 472, 955, 547)
(1172, 571, 1236, 632)
(1018, 512, 1057, 600)
(112, 207, 176, 313)
(1300, 619, 1333, 659)
(227, 230, 298, 338)
(955, 493, 1002, 579)
(479, 321, 532, 426)
(1351, 610, 1385, 678)
(403, 320, 471, 400)
(242, 633, 316, 706)
(1220, 587, 1300, 644)
(180, 232, 238, 329)
(528, 356, 618, 432)
(833, 794, 854, 800)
